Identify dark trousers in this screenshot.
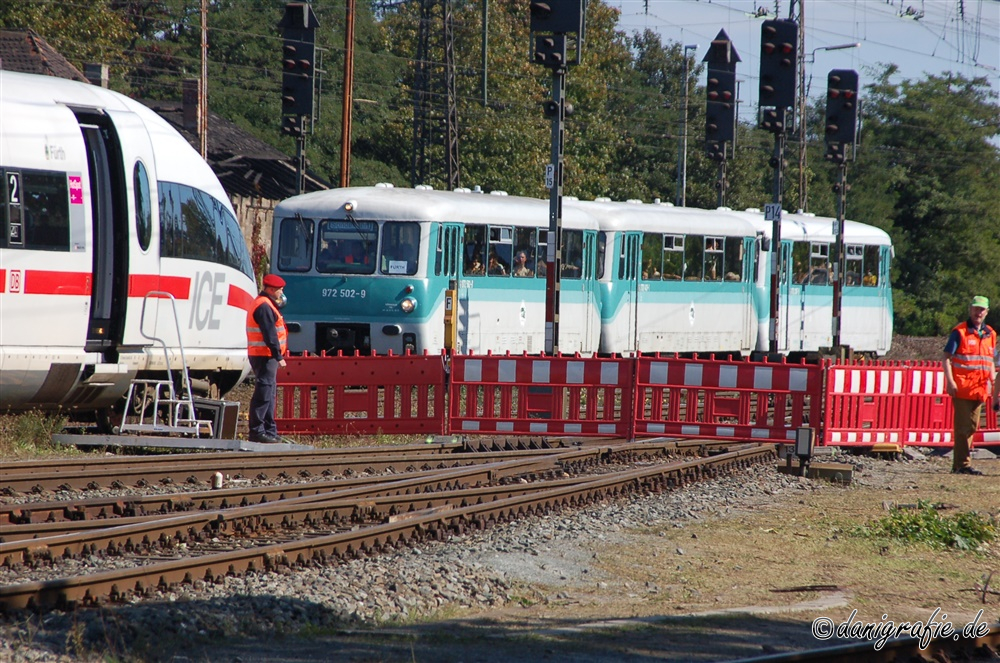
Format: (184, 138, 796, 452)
(952, 397, 983, 471)
(249, 356, 279, 438)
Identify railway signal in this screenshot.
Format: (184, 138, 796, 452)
(703, 31, 740, 208)
(758, 19, 797, 112)
(279, 3, 319, 118)
(529, 0, 585, 38)
(824, 69, 859, 160)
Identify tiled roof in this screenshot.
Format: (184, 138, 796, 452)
(0, 29, 89, 82)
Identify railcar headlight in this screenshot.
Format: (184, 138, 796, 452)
(400, 297, 417, 313)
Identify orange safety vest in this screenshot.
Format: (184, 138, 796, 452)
(246, 295, 287, 358)
(949, 322, 997, 402)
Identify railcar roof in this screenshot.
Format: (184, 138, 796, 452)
(274, 186, 602, 229)
(571, 201, 758, 236)
(736, 210, 892, 246)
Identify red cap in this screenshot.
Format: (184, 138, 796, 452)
(262, 274, 286, 288)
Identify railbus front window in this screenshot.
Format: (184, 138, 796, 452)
(513, 226, 536, 277)
(862, 245, 881, 286)
(277, 216, 314, 272)
(792, 241, 809, 284)
(808, 243, 830, 285)
(463, 224, 487, 276)
(845, 244, 864, 286)
(315, 218, 377, 274)
(641, 233, 662, 280)
(380, 221, 419, 275)
(704, 236, 724, 282)
(684, 235, 704, 281)
(561, 229, 583, 279)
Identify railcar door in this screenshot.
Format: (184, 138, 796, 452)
(74, 110, 128, 358)
(777, 240, 793, 353)
(582, 231, 597, 352)
(438, 223, 465, 351)
(619, 232, 641, 353)
(877, 246, 891, 353)
(742, 237, 756, 351)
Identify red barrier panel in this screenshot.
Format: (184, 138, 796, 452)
(275, 353, 447, 436)
(449, 353, 634, 437)
(633, 355, 823, 443)
(901, 362, 1000, 447)
(822, 361, 909, 447)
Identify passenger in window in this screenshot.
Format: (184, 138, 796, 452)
(467, 254, 485, 275)
(488, 253, 507, 276)
(513, 251, 534, 277)
(642, 259, 660, 280)
(863, 271, 878, 286)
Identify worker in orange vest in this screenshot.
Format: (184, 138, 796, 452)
(247, 273, 288, 443)
(943, 295, 996, 475)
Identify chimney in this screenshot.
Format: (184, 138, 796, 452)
(182, 79, 202, 133)
(84, 63, 109, 88)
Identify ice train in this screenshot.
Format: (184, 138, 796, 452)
(0, 71, 256, 415)
(269, 186, 893, 358)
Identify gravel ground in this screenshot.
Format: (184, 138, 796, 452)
(0, 452, 888, 663)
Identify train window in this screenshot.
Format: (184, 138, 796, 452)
(641, 234, 661, 280)
(662, 235, 683, 280)
(512, 227, 536, 277)
(134, 162, 152, 252)
(684, 235, 703, 281)
(863, 245, 880, 287)
(277, 216, 314, 272)
(314, 218, 375, 274)
(845, 244, 864, 287)
(561, 229, 583, 279)
(380, 222, 419, 275)
(704, 236, 724, 281)
(487, 225, 512, 276)
(21, 170, 70, 252)
(723, 238, 743, 282)
(807, 243, 830, 285)
(463, 224, 487, 276)
(792, 242, 810, 284)
(159, 182, 179, 257)
(597, 232, 607, 280)
(221, 204, 254, 279)
(535, 230, 548, 278)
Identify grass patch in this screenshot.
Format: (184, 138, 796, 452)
(0, 410, 72, 458)
(853, 500, 997, 551)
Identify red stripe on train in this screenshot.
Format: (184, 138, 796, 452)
(227, 284, 255, 311)
(25, 270, 92, 295)
(128, 274, 191, 300)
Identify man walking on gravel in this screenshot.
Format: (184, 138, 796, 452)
(247, 274, 288, 443)
(943, 295, 996, 475)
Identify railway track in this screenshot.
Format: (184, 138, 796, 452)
(0, 438, 773, 611)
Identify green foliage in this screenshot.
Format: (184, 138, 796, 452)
(853, 500, 997, 551)
(0, 411, 70, 456)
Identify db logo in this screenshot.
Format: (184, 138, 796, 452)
(9, 269, 22, 294)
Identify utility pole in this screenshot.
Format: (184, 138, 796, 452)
(530, 0, 585, 355)
(200, 0, 208, 159)
(341, 0, 355, 187)
(279, 2, 319, 195)
(675, 44, 697, 207)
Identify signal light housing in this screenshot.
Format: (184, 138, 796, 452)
(705, 68, 736, 144)
(278, 3, 319, 121)
(529, 0, 584, 36)
(824, 68, 859, 152)
(759, 19, 798, 110)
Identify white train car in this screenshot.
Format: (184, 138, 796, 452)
(0, 71, 255, 415)
(568, 199, 760, 355)
(741, 209, 893, 357)
(271, 186, 604, 356)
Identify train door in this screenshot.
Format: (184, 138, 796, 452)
(582, 231, 597, 351)
(73, 110, 128, 358)
(777, 240, 793, 353)
(878, 246, 891, 352)
(742, 237, 756, 351)
(619, 232, 641, 352)
(439, 223, 465, 351)
(102, 109, 162, 356)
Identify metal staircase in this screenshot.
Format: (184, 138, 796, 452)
(119, 292, 213, 437)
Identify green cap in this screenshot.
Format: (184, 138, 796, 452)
(971, 295, 989, 309)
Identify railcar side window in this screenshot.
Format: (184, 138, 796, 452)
(724, 237, 743, 281)
(863, 245, 880, 286)
(809, 243, 830, 285)
(561, 229, 583, 279)
(277, 216, 314, 272)
(463, 224, 487, 276)
(513, 227, 537, 277)
(20, 170, 70, 252)
(488, 225, 513, 276)
(845, 244, 864, 286)
(704, 236, 724, 282)
(684, 235, 703, 281)
(662, 235, 683, 280)
(641, 233, 661, 280)
(535, 230, 548, 278)
(596, 232, 606, 280)
(134, 162, 152, 252)
(792, 242, 810, 284)
(380, 222, 419, 275)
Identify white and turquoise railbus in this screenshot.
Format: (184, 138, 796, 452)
(270, 185, 604, 355)
(569, 199, 760, 355)
(741, 209, 894, 357)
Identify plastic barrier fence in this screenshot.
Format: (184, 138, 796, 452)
(275, 353, 447, 435)
(449, 354, 634, 437)
(633, 356, 824, 444)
